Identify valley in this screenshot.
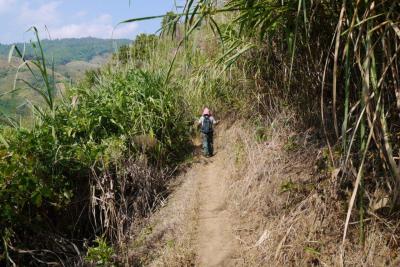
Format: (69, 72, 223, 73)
(0, 38, 129, 116)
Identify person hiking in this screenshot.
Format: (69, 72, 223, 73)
(198, 107, 218, 157)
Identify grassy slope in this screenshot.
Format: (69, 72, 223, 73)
(0, 38, 193, 264)
(0, 38, 130, 65)
(0, 56, 97, 115)
(0, 39, 116, 115)
(224, 118, 398, 266)
(126, 119, 399, 266)
(111, 9, 400, 266)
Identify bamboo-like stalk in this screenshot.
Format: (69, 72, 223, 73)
(342, 86, 383, 244)
(341, 43, 351, 152)
(359, 77, 366, 246)
(332, 0, 347, 139)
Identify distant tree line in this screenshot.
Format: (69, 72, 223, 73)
(0, 37, 131, 65)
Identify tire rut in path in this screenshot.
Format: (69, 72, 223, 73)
(195, 150, 237, 267)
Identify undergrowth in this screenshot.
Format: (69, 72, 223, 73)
(226, 114, 400, 265)
(0, 30, 196, 265)
(0, 17, 244, 265)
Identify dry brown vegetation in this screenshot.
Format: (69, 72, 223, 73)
(223, 113, 400, 266)
(116, 160, 201, 266)
(104, 113, 400, 266)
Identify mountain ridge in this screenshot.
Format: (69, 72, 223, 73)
(0, 37, 131, 65)
(0, 37, 132, 115)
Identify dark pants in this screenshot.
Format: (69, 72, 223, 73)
(202, 132, 213, 156)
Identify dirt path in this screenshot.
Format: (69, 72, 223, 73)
(194, 145, 238, 266)
(142, 132, 238, 266)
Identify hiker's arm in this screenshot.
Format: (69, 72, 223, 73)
(196, 117, 202, 127)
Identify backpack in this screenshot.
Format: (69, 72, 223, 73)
(201, 115, 213, 134)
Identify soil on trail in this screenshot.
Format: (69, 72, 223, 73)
(142, 132, 239, 266)
(194, 141, 238, 266)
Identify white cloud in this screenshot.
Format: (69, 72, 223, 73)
(97, 14, 112, 23)
(49, 14, 138, 39)
(0, 0, 16, 13)
(75, 10, 87, 18)
(18, 1, 61, 26)
(113, 23, 138, 39)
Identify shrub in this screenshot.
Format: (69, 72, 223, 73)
(85, 236, 115, 266)
(0, 67, 192, 264)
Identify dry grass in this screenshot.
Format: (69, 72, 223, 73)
(112, 116, 399, 266)
(117, 158, 202, 266)
(224, 112, 400, 266)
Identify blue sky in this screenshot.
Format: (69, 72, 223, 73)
(0, 0, 181, 44)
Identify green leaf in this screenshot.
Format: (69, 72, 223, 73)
(304, 246, 320, 255)
(32, 192, 43, 207)
(0, 134, 9, 148)
(8, 45, 16, 63)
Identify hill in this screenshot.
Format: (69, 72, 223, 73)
(0, 37, 131, 65)
(0, 38, 130, 116)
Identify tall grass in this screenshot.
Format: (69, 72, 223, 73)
(0, 29, 193, 265)
(120, 0, 400, 252)
(0, 11, 249, 263)
(161, 0, 400, 245)
(9, 27, 57, 117)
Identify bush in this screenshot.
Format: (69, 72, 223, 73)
(0, 68, 192, 264)
(85, 236, 115, 266)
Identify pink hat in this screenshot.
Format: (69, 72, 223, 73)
(202, 107, 210, 116)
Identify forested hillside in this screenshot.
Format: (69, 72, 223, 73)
(0, 38, 130, 65)
(0, 38, 129, 117)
